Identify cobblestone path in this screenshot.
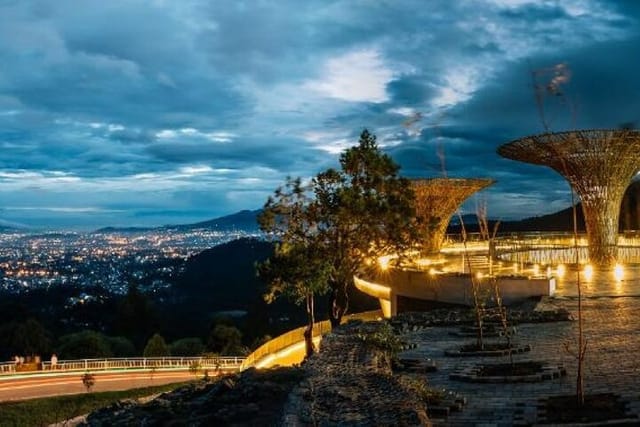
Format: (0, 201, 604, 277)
(400, 296, 640, 426)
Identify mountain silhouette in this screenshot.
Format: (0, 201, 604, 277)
(450, 180, 640, 233)
(94, 209, 261, 233)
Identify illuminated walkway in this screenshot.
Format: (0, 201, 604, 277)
(554, 265, 640, 297)
(399, 296, 640, 425)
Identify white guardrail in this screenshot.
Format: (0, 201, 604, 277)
(0, 356, 245, 376)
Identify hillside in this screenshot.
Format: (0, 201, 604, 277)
(165, 236, 378, 339)
(175, 237, 273, 306)
(171, 209, 261, 232)
(94, 209, 261, 233)
(450, 179, 640, 233)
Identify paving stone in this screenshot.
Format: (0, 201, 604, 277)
(397, 296, 640, 425)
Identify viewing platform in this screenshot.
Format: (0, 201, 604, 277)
(356, 231, 640, 317)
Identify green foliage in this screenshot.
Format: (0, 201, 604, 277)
(113, 283, 158, 349)
(143, 333, 170, 357)
(0, 318, 52, 357)
(259, 130, 418, 325)
(106, 336, 136, 357)
(259, 240, 332, 306)
(207, 324, 244, 355)
(169, 337, 205, 356)
(81, 372, 96, 392)
(57, 330, 113, 359)
(355, 322, 405, 357)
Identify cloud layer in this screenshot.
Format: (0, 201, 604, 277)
(1, 0, 638, 229)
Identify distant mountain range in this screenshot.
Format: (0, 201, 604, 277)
(94, 209, 262, 233)
(169, 209, 261, 232)
(4, 179, 640, 235)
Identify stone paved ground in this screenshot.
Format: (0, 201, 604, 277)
(400, 296, 640, 426)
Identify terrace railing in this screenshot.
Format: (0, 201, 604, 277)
(0, 356, 245, 376)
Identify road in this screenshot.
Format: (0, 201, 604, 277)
(0, 370, 198, 402)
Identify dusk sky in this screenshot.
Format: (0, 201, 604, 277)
(2, 0, 640, 230)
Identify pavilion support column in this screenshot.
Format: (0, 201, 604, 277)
(581, 199, 620, 266)
(423, 222, 448, 255)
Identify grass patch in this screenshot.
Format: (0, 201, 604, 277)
(0, 381, 192, 427)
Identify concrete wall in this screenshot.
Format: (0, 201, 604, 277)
(355, 269, 554, 317)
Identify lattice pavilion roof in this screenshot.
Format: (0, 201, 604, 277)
(411, 178, 495, 215)
(498, 129, 640, 265)
(497, 129, 640, 186)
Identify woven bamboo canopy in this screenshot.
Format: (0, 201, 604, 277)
(497, 129, 640, 265)
(411, 178, 494, 254)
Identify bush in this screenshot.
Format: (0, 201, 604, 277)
(57, 331, 112, 359)
(169, 337, 204, 356)
(106, 336, 136, 357)
(355, 322, 405, 357)
(143, 333, 170, 357)
(207, 325, 244, 355)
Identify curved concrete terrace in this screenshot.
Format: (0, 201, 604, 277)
(355, 246, 555, 318)
(356, 231, 640, 317)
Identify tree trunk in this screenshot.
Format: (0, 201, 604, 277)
(328, 282, 348, 328)
(304, 293, 315, 358)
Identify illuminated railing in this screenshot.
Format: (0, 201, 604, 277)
(0, 356, 245, 376)
(241, 310, 382, 370)
(491, 232, 640, 265)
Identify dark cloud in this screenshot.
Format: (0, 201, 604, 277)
(387, 76, 437, 106)
(0, 0, 637, 228)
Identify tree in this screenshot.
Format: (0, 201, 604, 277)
(0, 318, 51, 358)
(57, 330, 112, 359)
(81, 372, 95, 392)
(113, 283, 158, 350)
(259, 130, 417, 327)
(106, 336, 136, 357)
(169, 337, 205, 356)
(258, 223, 331, 355)
(532, 63, 586, 406)
(143, 333, 170, 357)
(258, 177, 331, 356)
(207, 324, 243, 355)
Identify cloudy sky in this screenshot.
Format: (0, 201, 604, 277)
(1, 0, 639, 230)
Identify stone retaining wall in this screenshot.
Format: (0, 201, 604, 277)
(282, 321, 431, 426)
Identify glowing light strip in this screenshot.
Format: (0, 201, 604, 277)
(353, 276, 391, 299)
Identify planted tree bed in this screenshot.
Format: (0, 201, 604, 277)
(514, 393, 638, 425)
(390, 302, 571, 334)
(445, 342, 531, 357)
(449, 324, 516, 338)
(450, 361, 566, 383)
